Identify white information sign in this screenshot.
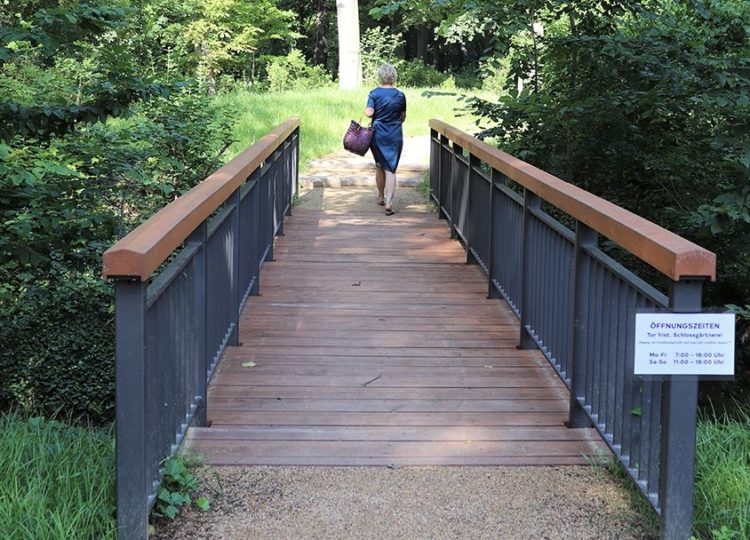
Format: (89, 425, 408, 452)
(634, 313, 735, 376)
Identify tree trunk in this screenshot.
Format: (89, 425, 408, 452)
(207, 67, 217, 97)
(416, 25, 428, 62)
(313, 0, 328, 66)
(336, 0, 361, 89)
(568, 8, 578, 95)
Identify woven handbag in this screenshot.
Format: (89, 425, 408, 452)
(343, 118, 374, 156)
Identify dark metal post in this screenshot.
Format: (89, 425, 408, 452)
(286, 138, 294, 217)
(262, 161, 275, 263)
(273, 151, 284, 237)
(465, 154, 479, 265)
(568, 221, 597, 428)
(188, 223, 208, 427)
(429, 129, 436, 203)
(487, 170, 501, 299)
(115, 279, 148, 540)
(659, 278, 703, 540)
(518, 189, 540, 349)
(294, 130, 299, 203)
(228, 188, 241, 346)
(438, 135, 448, 220)
(449, 143, 463, 239)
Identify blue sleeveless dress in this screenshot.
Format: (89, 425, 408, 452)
(367, 87, 407, 173)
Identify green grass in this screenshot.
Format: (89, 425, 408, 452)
(214, 86, 487, 171)
(693, 406, 750, 539)
(0, 412, 116, 540)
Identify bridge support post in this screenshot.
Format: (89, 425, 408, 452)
(436, 135, 449, 221)
(568, 221, 597, 428)
(449, 142, 463, 240)
(518, 190, 540, 349)
(487, 170, 501, 299)
(228, 188, 241, 346)
(188, 223, 208, 427)
(660, 278, 702, 540)
(114, 279, 148, 540)
(465, 154, 480, 265)
(273, 150, 284, 237)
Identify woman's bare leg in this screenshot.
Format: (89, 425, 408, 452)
(384, 171, 396, 212)
(376, 167, 385, 204)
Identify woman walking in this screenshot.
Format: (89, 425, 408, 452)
(364, 63, 406, 215)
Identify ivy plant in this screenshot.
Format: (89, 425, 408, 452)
(153, 456, 210, 521)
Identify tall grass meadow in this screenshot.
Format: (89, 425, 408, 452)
(693, 406, 750, 539)
(0, 412, 116, 539)
(214, 87, 483, 170)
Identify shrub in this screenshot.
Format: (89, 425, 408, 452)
(265, 50, 332, 93)
(398, 59, 447, 88)
(0, 88, 239, 422)
(0, 265, 115, 422)
(360, 27, 403, 85)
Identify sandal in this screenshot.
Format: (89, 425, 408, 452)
(384, 207, 394, 216)
(377, 198, 385, 206)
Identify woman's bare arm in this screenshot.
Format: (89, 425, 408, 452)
(365, 107, 375, 117)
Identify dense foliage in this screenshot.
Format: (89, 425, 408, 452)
(460, 0, 750, 401)
(0, 1, 240, 421)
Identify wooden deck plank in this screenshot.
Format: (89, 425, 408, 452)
(207, 411, 570, 426)
(185, 209, 606, 466)
(208, 386, 569, 400)
(188, 425, 600, 442)
(207, 398, 568, 413)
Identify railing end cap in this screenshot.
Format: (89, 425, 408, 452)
(102, 248, 149, 281)
(675, 249, 717, 282)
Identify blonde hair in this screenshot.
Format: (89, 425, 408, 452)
(378, 63, 398, 85)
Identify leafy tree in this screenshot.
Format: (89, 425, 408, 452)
(180, 0, 296, 94)
(467, 0, 750, 397)
(0, 0, 171, 140)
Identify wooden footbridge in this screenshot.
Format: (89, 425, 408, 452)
(103, 118, 716, 539)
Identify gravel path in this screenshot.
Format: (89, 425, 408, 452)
(154, 466, 657, 539)
(153, 140, 659, 539)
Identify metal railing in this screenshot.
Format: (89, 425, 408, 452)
(429, 119, 716, 540)
(102, 118, 300, 539)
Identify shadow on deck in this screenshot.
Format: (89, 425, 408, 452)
(185, 208, 606, 465)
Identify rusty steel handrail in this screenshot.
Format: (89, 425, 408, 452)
(429, 119, 716, 281)
(103, 117, 300, 280)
